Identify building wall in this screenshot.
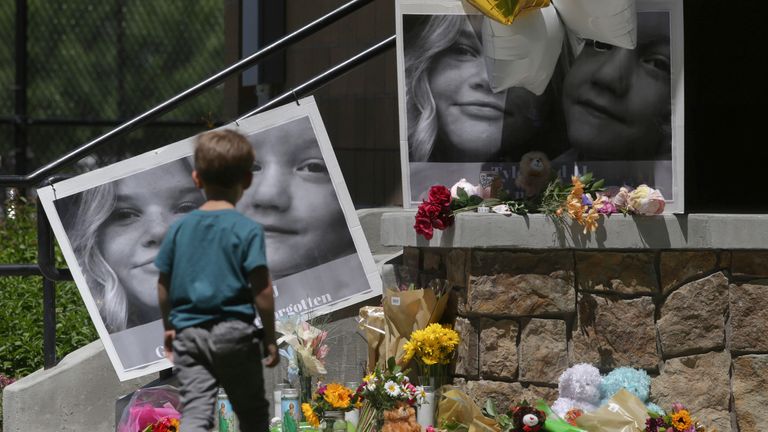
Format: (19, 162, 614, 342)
(402, 247, 768, 432)
(283, 1, 400, 207)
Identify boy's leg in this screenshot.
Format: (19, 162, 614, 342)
(173, 327, 219, 432)
(210, 320, 270, 432)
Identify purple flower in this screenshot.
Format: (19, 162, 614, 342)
(645, 417, 664, 432)
(597, 201, 617, 214)
(582, 193, 593, 207)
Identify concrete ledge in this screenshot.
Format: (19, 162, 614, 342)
(382, 210, 768, 249)
(2, 340, 154, 432)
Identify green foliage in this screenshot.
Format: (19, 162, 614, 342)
(482, 399, 513, 432)
(0, 200, 97, 379)
(450, 186, 530, 216)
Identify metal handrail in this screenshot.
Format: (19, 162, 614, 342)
(0, 0, 393, 369)
(0, 0, 376, 188)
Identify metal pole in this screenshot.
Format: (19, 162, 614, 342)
(236, 35, 396, 122)
(42, 278, 56, 369)
(0, 0, 376, 188)
(13, 0, 28, 175)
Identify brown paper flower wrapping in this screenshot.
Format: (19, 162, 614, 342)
(437, 387, 500, 432)
(358, 306, 386, 372)
(383, 288, 449, 365)
(574, 389, 648, 432)
(467, 0, 551, 25)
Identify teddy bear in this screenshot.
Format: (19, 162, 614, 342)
(515, 151, 552, 197)
(381, 403, 421, 432)
(600, 367, 664, 415)
(551, 363, 602, 418)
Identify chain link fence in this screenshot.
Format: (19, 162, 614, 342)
(1, 0, 227, 177)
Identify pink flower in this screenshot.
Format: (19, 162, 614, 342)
(611, 186, 632, 210)
(594, 194, 617, 214)
(426, 426, 437, 432)
(628, 185, 665, 215)
(316, 344, 330, 361)
(450, 178, 483, 198)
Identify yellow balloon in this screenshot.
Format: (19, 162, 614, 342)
(467, 0, 552, 25)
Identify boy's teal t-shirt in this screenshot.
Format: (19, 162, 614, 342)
(154, 209, 267, 330)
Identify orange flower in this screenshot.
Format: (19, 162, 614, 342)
(571, 176, 584, 195)
(302, 403, 320, 427)
(583, 207, 599, 234)
(671, 409, 692, 431)
(566, 196, 584, 222)
(323, 383, 352, 409)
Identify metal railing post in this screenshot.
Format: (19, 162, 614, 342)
(36, 176, 73, 368)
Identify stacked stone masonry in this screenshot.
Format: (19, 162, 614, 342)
(403, 247, 768, 432)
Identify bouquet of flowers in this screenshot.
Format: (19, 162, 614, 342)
(141, 417, 179, 432)
(116, 386, 181, 432)
(301, 383, 357, 428)
(479, 399, 585, 432)
(414, 185, 455, 240)
(645, 403, 710, 432)
(401, 323, 460, 388)
(276, 317, 330, 380)
(541, 173, 606, 234)
(414, 172, 668, 239)
(355, 357, 427, 432)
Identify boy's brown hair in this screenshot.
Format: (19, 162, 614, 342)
(194, 129, 254, 187)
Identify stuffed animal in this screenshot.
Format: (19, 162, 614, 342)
(600, 367, 664, 415)
(551, 363, 602, 418)
(511, 404, 546, 432)
(381, 403, 420, 432)
(515, 151, 552, 197)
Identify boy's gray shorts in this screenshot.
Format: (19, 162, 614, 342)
(172, 319, 270, 432)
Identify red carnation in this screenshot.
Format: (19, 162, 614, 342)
(414, 214, 434, 240)
(419, 201, 442, 219)
(428, 185, 451, 207)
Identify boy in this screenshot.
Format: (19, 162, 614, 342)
(155, 129, 279, 432)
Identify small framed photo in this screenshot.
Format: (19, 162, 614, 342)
(396, 0, 684, 212)
(38, 97, 382, 381)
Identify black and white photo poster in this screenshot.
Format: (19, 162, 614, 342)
(38, 97, 381, 380)
(396, 0, 684, 212)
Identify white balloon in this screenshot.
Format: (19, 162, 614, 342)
(481, 5, 565, 96)
(552, 0, 637, 53)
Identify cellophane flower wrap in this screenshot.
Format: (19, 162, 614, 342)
(355, 357, 426, 432)
(276, 317, 330, 379)
(116, 385, 181, 432)
(301, 382, 356, 427)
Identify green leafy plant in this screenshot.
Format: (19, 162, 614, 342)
(0, 199, 98, 387)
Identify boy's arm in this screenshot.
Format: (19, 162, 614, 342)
(249, 265, 279, 368)
(157, 272, 175, 362)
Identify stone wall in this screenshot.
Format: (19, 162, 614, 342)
(403, 247, 768, 432)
